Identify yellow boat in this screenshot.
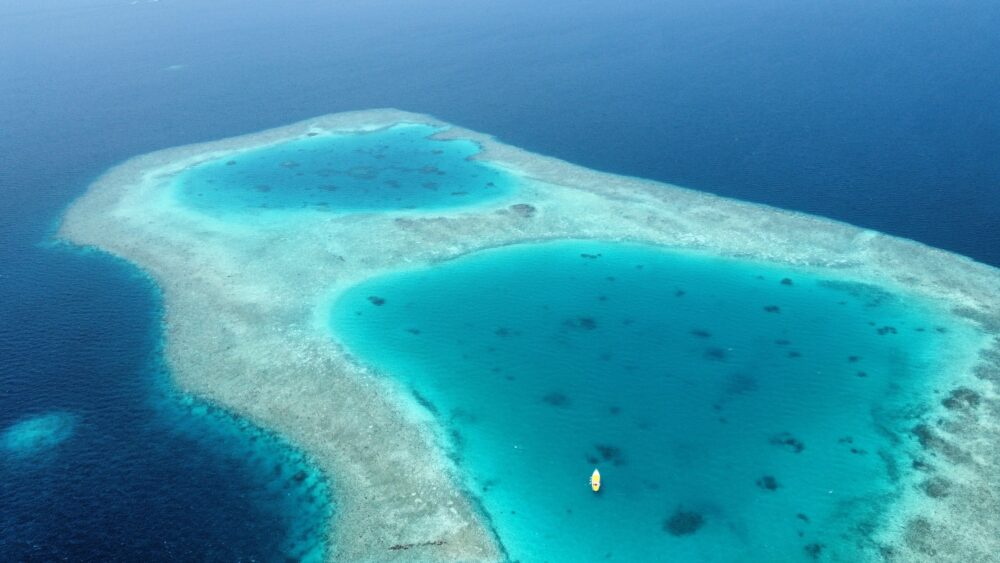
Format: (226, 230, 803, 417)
(591, 468, 601, 492)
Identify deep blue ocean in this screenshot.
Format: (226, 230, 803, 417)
(1, 0, 998, 559)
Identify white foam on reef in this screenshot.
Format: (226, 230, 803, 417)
(58, 109, 1000, 561)
(2, 411, 77, 457)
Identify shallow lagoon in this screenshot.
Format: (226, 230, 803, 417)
(172, 123, 516, 213)
(331, 239, 973, 561)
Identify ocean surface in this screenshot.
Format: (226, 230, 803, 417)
(1, 0, 998, 559)
(330, 240, 970, 561)
(0, 249, 329, 560)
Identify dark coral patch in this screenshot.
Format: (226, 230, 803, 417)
(912, 424, 935, 449)
(756, 475, 780, 491)
(663, 508, 705, 536)
(876, 326, 898, 335)
(920, 476, 952, 498)
(509, 203, 536, 217)
(910, 424, 971, 464)
(780, 278, 794, 286)
(704, 347, 727, 361)
(565, 317, 598, 330)
(388, 539, 447, 551)
(411, 390, 439, 415)
(941, 387, 981, 411)
(904, 517, 937, 556)
(595, 444, 626, 466)
(769, 432, 805, 453)
(367, 296, 386, 306)
(542, 392, 570, 407)
(804, 543, 824, 559)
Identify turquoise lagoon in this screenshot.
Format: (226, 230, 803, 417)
(331, 240, 972, 561)
(172, 124, 516, 212)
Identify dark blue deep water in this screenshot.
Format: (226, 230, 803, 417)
(0, 247, 329, 559)
(1, 0, 998, 558)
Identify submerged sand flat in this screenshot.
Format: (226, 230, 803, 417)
(59, 109, 1000, 561)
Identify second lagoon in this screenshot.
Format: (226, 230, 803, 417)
(330, 240, 973, 562)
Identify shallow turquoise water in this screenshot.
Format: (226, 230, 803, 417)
(1, 412, 77, 457)
(330, 240, 970, 562)
(172, 124, 516, 213)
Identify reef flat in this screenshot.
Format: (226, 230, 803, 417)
(59, 109, 1000, 561)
